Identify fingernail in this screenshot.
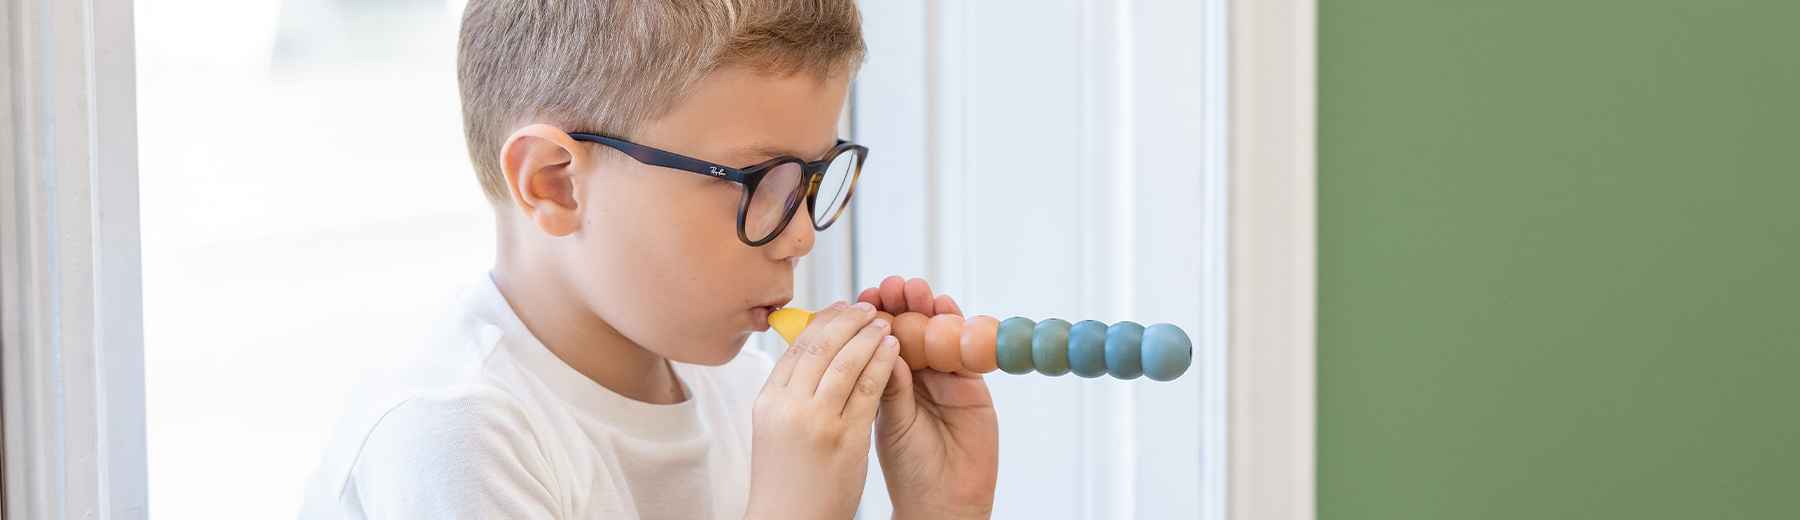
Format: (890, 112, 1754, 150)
(854, 302, 875, 311)
(882, 336, 898, 347)
(873, 318, 889, 329)
(831, 301, 849, 310)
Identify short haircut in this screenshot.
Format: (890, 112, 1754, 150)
(457, 0, 866, 206)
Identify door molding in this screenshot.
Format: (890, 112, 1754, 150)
(1227, 0, 1318, 519)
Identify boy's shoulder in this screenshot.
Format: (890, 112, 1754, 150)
(300, 278, 530, 512)
(301, 273, 776, 518)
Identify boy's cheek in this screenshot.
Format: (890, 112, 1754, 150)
(572, 185, 766, 365)
(597, 279, 757, 366)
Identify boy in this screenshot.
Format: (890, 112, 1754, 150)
(299, 0, 999, 519)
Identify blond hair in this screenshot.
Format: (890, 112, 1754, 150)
(457, 0, 866, 206)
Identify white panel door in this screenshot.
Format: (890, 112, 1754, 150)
(850, 0, 1226, 518)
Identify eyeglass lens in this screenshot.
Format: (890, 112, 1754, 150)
(812, 151, 858, 228)
(745, 162, 805, 242)
(742, 149, 861, 243)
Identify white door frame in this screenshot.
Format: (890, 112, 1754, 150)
(1228, 0, 1317, 519)
(1, 0, 149, 518)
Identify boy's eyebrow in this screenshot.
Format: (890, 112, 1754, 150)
(735, 142, 835, 163)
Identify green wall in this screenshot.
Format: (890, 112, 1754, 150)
(1318, 1, 1800, 518)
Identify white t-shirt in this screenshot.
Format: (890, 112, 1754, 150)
(299, 273, 772, 520)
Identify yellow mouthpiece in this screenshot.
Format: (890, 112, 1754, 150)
(768, 307, 817, 343)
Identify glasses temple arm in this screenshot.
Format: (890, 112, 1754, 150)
(567, 132, 747, 182)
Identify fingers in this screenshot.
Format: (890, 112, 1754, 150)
(786, 302, 877, 395)
(904, 278, 935, 315)
(879, 276, 906, 312)
(857, 287, 883, 310)
(877, 361, 917, 436)
(765, 302, 846, 391)
(868, 276, 962, 317)
(934, 294, 963, 317)
(815, 314, 893, 403)
(840, 335, 901, 421)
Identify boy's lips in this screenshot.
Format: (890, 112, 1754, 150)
(750, 296, 792, 331)
(750, 306, 774, 330)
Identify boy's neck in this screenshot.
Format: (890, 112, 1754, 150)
(490, 264, 688, 406)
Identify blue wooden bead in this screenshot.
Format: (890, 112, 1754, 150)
(996, 317, 1037, 375)
(1032, 318, 1072, 376)
(1068, 320, 1109, 378)
(1141, 323, 1192, 382)
(1104, 321, 1145, 380)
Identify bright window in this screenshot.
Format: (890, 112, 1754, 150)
(137, 0, 492, 516)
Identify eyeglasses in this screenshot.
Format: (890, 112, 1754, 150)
(568, 132, 867, 247)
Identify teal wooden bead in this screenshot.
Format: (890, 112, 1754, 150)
(995, 317, 1037, 375)
(1032, 318, 1073, 376)
(1141, 323, 1193, 382)
(1068, 320, 1109, 378)
(1104, 321, 1145, 380)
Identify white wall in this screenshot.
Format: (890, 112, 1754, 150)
(850, 0, 1227, 518)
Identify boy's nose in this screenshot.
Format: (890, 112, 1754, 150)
(763, 200, 816, 259)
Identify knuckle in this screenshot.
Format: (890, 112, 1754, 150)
(856, 375, 880, 397)
(784, 343, 807, 358)
(882, 379, 906, 399)
(831, 358, 856, 375)
(797, 339, 828, 357)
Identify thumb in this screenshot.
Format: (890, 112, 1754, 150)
(877, 361, 916, 436)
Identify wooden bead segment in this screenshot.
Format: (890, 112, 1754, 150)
(1103, 322, 1144, 379)
(1032, 319, 1072, 376)
(766, 307, 1192, 381)
(995, 317, 1035, 375)
(959, 316, 1000, 373)
(925, 314, 965, 371)
(1139, 323, 1192, 382)
(890, 311, 928, 371)
(1068, 320, 1108, 378)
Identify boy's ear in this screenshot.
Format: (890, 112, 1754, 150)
(500, 124, 593, 237)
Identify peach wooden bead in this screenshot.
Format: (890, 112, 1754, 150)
(924, 314, 965, 372)
(891, 312, 931, 371)
(960, 315, 1000, 373)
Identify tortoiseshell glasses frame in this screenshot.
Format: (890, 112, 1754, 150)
(567, 132, 867, 247)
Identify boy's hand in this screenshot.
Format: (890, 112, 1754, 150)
(748, 301, 902, 520)
(856, 275, 964, 316)
(862, 276, 1000, 520)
